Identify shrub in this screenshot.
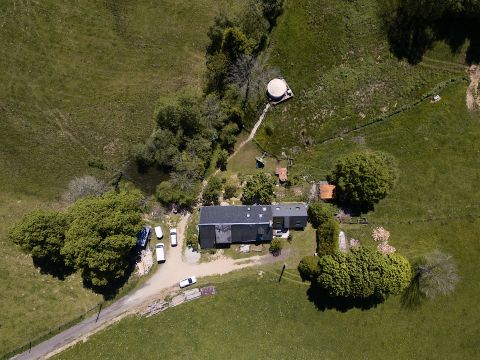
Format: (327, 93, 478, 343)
(156, 180, 199, 209)
(241, 173, 276, 205)
(269, 238, 283, 256)
(416, 250, 459, 299)
(186, 210, 200, 251)
(316, 218, 340, 255)
(202, 176, 224, 205)
(62, 176, 109, 204)
(224, 178, 239, 199)
(308, 201, 335, 228)
(298, 256, 320, 282)
(329, 151, 398, 210)
(217, 149, 229, 171)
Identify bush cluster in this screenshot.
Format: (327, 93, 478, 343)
(317, 247, 411, 299)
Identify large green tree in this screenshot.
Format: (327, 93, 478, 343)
(317, 247, 411, 299)
(62, 191, 143, 287)
(329, 151, 398, 210)
(8, 210, 68, 266)
(241, 173, 276, 205)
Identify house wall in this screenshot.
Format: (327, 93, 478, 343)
(289, 215, 308, 229)
(199, 225, 216, 249)
(272, 216, 308, 229)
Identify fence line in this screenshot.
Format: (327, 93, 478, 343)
(1, 303, 103, 360)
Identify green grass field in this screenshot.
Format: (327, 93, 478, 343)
(256, 0, 468, 155)
(0, 0, 241, 354)
(51, 0, 480, 358)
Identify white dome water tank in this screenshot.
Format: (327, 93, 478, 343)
(267, 78, 287, 101)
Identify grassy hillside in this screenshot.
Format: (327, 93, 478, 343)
(0, 0, 238, 354)
(256, 0, 468, 155)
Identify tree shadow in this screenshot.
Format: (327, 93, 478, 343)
(400, 274, 426, 310)
(306, 283, 383, 312)
(384, 10, 480, 65)
(32, 257, 75, 280)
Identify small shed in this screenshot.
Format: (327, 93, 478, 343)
(319, 182, 336, 201)
(275, 167, 288, 182)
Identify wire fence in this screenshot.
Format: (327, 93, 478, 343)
(0, 303, 103, 360)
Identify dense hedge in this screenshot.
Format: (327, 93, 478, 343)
(316, 218, 340, 255)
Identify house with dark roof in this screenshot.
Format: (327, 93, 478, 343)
(198, 203, 308, 249)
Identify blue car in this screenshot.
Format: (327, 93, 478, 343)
(136, 226, 151, 247)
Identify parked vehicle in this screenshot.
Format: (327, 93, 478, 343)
(136, 226, 151, 247)
(155, 243, 165, 263)
(179, 276, 197, 288)
(170, 228, 177, 247)
(154, 226, 163, 239)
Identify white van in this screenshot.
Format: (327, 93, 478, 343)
(170, 228, 177, 247)
(154, 226, 163, 239)
(155, 243, 165, 263)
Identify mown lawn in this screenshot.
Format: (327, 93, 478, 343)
(0, 0, 240, 354)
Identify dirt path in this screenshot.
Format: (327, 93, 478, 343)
(235, 103, 270, 154)
(466, 64, 480, 110)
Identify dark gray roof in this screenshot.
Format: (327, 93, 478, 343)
(271, 203, 308, 217)
(199, 205, 272, 225)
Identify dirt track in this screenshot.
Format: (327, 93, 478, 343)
(466, 64, 480, 110)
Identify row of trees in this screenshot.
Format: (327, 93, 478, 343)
(9, 190, 143, 291)
(134, 1, 285, 209)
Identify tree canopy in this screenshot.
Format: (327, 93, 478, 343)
(62, 190, 143, 287)
(241, 173, 276, 205)
(329, 151, 398, 210)
(308, 201, 336, 228)
(8, 210, 68, 266)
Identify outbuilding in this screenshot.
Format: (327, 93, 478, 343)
(266, 78, 293, 104)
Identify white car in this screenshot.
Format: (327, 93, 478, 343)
(155, 243, 165, 263)
(179, 276, 197, 288)
(154, 226, 163, 239)
(170, 228, 177, 247)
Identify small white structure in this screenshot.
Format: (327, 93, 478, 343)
(266, 78, 293, 104)
(432, 94, 441, 103)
